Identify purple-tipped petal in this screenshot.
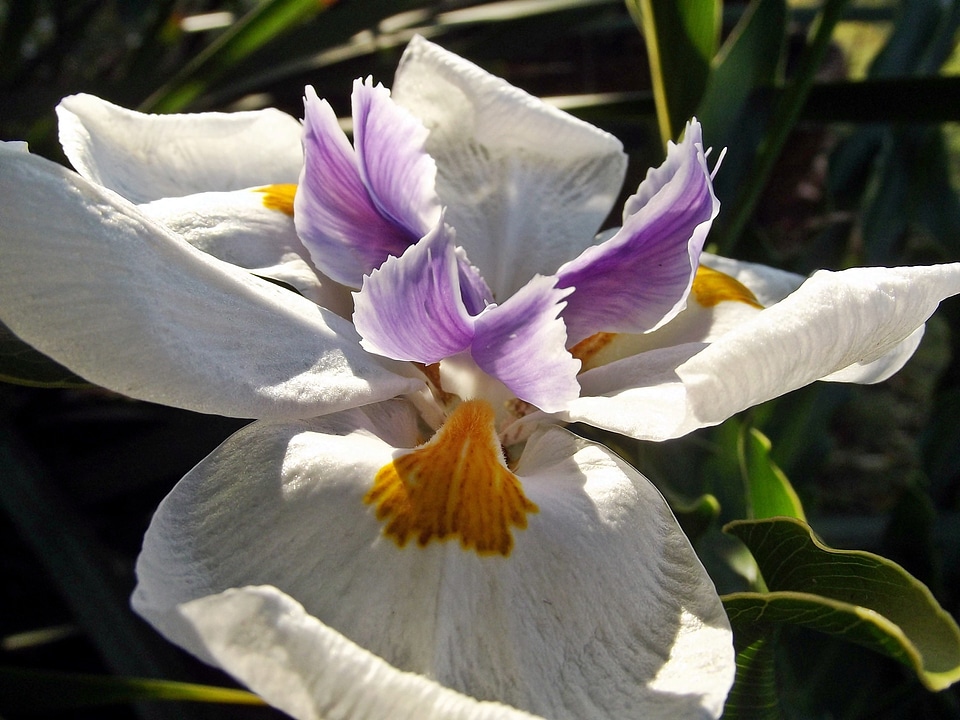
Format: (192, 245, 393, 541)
(294, 86, 415, 288)
(454, 246, 495, 316)
(556, 121, 719, 345)
(472, 276, 580, 413)
(353, 78, 441, 239)
(354, 221, 475, 363)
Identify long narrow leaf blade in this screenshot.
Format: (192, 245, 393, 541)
(626, 0, 719, 145)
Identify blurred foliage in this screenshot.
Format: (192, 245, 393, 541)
(3, 1, 960, 719)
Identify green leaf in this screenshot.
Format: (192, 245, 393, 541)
(0, 667, 264, 711)
(670, 492, 722, 544)
(697, 0, 786, 153)
(713, 0, 849, 256)
(140, 0, 334, 113)
(0, 320, 91, 388)
(626, 0, 720, 146)
(738, 426, 805, 522)
(724, 517, 960, 691)
(720, 625, 781, 720)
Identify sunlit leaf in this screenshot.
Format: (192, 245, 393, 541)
(0, 667, 264, 711)
(738, 426, 805, 522)
(626, 0, 720, 146)
(141, 0, 337, 112)
(724, 517, 960, 691)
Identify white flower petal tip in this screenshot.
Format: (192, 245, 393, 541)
(0, 148, 422, 418)
(133, 408, 734, 720)
(56, 93, 303, 202)
(568, 262, 960, 441)
(142, 586, 545, 720)
(392, 36, 628, 299)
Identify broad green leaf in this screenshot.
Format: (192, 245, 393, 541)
(738, 426, 805, 522)
(141, 0, 336, 112)
(724, 517, 960, 691)
(0, 667, 264, 711)
(720, 626, 781, 720)
(626, 0, 720, 146)
(0, 320, 90, 388)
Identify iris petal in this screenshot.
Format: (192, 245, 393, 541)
(565, 263, 960, 440)
(353, 78, 441, 240)
(0, 145, 420, 419)
(133, 405, 733, 720)
(353, 221, 475, 363)
(472, 276, 580, 412)
(57, 93, 302, 203)
(556, 121, 719, 345)
(140, 188, 352, 313)
(392, 35, 628, 300)
(295, 86, 416, 288)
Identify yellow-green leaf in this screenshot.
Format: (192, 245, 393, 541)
(0, 667, 264, 711)
(738, 426, 805, 522)
(626, 0, 720, 146)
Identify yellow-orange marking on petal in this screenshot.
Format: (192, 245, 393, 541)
(364, 399, 538, 557)
(570, 331, 618, 365)
(254, 184, 297, 216)
(692, 265, 763, 309)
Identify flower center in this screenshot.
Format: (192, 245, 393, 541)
(255, 184, 297, 215)
(364, 399, 538, 557)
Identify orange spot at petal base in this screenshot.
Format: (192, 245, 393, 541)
(364, 399, 538, 557)
(254, 184, 297, 216)
(570, 331, 618, 365)
(692, 265, 762, 309)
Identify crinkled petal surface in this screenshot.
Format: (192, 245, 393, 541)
(557, 122, 719, 345)
(133, 401, 734, 720)
(0, 146, 420, 418)
(295, 86, 420, 288)
(472, 276, 579, 412)
(354, 222, 474, 363)
(566, 264, 960, 440)
(171, 586, 543, 720)
(140, 188, 352, 314)
(57, 94, 302, 203)
(391, 36, 627, 300)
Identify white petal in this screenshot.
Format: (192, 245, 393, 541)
(57, 94, 303, 203)
(140, 189, 353, 314)
(170, 586, 543, 720)
(567, 264, 960, 439)
(134, 404, 733, 719)
(391, 36, 627, 299)
(0, 146, 420, 418)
